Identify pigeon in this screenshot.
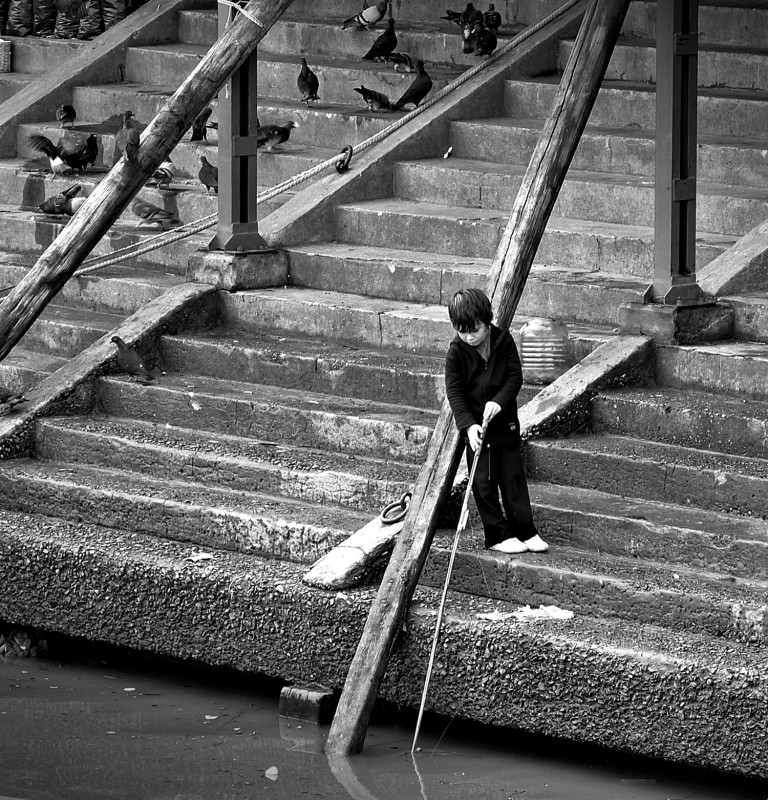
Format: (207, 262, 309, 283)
(484, 3, 501, 32)
(191, 105, 213, 142)
(56, 104, 76, 128)
(461, 19, 476, 54)
(334, 145, 353, 173)
(297, 58, 320, 105)
(441, 3, 476, 27)
(473, 21, 497, 57)
(341, 0, 389, 30)
(28, 132, 95, 175)
(150, 159, 175, 191)
(386, 51, 415, 72)
(362, 17, 397, 61)
(115, 110, 140, 163)
(110, 336, 154, 383)
(393, 59, 432, 110)
(0, 387, 28, 416)
(78, 134, 99, 172)
(354, 85, 392, 112)
(256, 121, 297, 152)
(38, 183, 85, 216)
(131, 199, 180, 230)
(198, 155, 218, 194)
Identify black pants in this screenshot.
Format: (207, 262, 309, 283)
(467, 440, 538, 548)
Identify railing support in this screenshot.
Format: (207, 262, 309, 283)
(647, 0, 704, 306)
(211, 1, 268, 252)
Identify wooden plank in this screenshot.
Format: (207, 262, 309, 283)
(324, 0, 632, 756)
(0, 0, 296, 364)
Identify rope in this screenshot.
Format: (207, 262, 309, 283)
(216, 0, 267, 30)
(70, 0, 584, 278)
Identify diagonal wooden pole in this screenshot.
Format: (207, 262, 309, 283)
(325, 0, 632, 756)
(0, 0, 296, 364)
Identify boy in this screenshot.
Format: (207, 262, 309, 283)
(444, 288, 548, 554)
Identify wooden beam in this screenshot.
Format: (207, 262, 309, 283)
(0, 0, 296, 364)
(487, 0, 632, 325)
(325, 0, 631, 756)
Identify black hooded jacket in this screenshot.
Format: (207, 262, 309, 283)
(445, 323, 523, 446)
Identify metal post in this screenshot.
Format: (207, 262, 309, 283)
(211, 1, 268, 252)
(646, 0, 704, 306)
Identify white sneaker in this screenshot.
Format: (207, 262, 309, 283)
(525, 534, 549, 553)
(490, 537, 528, 554)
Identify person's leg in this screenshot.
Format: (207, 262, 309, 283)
(467, 445, 509, 549)
(496, 443, 548, 552)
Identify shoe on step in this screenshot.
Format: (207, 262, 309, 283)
(525, 534, 549, 553)
(490, 537, 528, 554)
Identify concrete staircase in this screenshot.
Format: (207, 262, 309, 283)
(2, 0, 768, 778)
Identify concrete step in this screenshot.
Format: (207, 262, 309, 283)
(259, 15, 522, 68)
(527, 432, 768, 525)
(159, 326, 543, 410)
(393, 157, 768, 237)
(591, 385, 768, 460)
(0, 457, 368, 563)
(423, 527, 768, 643)
(730, 294, 768, 344)
(560, 37, 768, 93)
(0, 347, 67, 392)
(5, 513, 766, 778)
(70, 82, 191, 129)
(70, 83, 401, 150)
(622, 1, 768, 49)
(0, 69, 34, 103)
(95, 373, 437, 463)
(654, 340, 768, 401)
(14, 129, 304, 217)
(21, 303, 122, 357)
(0, 259, 183, 315)
(217, 286, 615, 359)
(449, 116, 768, 189)
(159, 328, 448, 409)
(286, 0, 593, 30)
(123, 42, 211, 86)
(256, 96, 405, 148)
(333, 198, 735, 276)
(255, 50, 462, 108)
(17, 121, 209, 177)
(125, 41, 463, 104)
(505, 76, 768, 140)
(286, 241, 647, 326)
(5, 155, 289, 223)
(3, 33, 86, 73)
(179, 8, 524, 66)
(177, 8, 218, 46)
(8, 160, 220, 224)
(0, 203, 207, 272)
(35, 415, 419, 515)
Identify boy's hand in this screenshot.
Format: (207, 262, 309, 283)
(467, 424, 484, 452)
(483, 401, 501, 423)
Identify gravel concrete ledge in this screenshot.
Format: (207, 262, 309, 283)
(0, 512, 766, 780)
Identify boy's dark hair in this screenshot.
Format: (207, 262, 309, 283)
(448, 288, 494, 332)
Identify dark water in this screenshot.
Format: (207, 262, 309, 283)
(0, 638, 765, 800)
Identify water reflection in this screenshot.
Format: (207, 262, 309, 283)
(0, 648, 764, 800)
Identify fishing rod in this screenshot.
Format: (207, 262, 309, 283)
(411, 415, 490, 753)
